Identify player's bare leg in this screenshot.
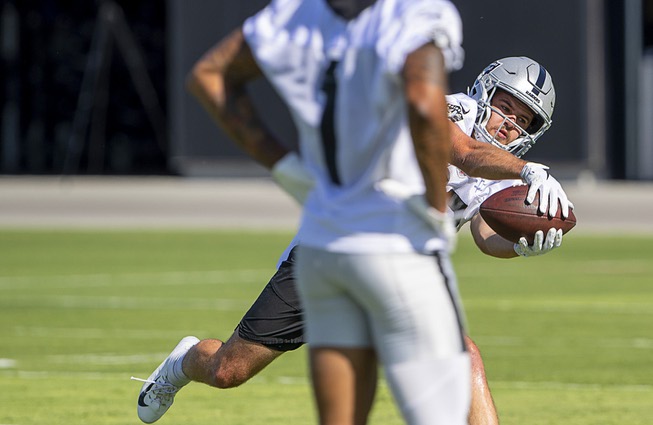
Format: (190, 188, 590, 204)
(466, 336, 499, 425)
(182, 333, 283, 388)
(310, 347, 378, 425)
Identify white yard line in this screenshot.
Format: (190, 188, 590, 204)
(9, 295, 251, 311)
(471, 336, 653, 350)
(465, 299, 653, 315)
(46, 353, 171, 365)
(0, 359, 16, 368)
(0, 269, 273, 290)
(13, 327, 211, 340)
(491, 380, 653, 393)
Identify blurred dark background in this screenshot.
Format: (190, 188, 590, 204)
(1, 0, 166, 175)
(1, 0, 653, 179)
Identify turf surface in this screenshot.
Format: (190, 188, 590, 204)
(0, 229, 651, 424)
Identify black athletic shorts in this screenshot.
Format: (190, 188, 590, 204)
(236, 246, 305, 352)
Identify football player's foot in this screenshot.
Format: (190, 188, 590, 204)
(131, 336, 199, 423)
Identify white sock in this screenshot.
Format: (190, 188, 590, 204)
(168, 349, 192, 387)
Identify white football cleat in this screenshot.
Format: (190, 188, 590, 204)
(132, 336, 199, 423)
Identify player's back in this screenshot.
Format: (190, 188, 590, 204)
(245, 0, 464, 254)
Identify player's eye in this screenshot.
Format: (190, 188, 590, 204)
(518, 116, 532, 127)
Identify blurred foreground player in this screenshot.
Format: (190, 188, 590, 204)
(249, 1, 469, 423)
(141, 0, 470, 423)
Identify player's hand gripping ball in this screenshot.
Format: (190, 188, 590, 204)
(479, 185, 577, 244)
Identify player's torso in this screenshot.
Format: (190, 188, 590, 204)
(245, 0, 464, 254)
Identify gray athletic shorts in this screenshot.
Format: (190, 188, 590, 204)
(295, 246, 470, 424)
(294, 246, 466, 354)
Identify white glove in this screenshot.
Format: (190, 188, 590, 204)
(271, 152, 315, 204)
(514, 228, 563, 257)
(376, 179, 457, 253)
(520, 162, 573, 218)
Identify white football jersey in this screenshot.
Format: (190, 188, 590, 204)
(244, 0, 464, 254)
(445, 93, 522, 229)
(275, 93, 521, 266)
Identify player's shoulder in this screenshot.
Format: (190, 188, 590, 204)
(446, 92, 477, 127)
(446, 93, 475, 118)
(369, 0, 463, 73)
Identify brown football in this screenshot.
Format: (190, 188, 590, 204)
(479, 185, 577, 244)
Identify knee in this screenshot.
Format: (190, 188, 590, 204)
(212, 364, 250, 389)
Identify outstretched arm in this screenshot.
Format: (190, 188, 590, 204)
(450, 123, 572, 218)
(450, 122, 525, 180)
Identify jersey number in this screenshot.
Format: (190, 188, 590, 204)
(320, 61, 341, 185)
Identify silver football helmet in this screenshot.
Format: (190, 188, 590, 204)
(468, 56, 555, 158)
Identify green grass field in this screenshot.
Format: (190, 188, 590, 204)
(1, 229, 651, 424)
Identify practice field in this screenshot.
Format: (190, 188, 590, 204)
(0, 229, 651, 425)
